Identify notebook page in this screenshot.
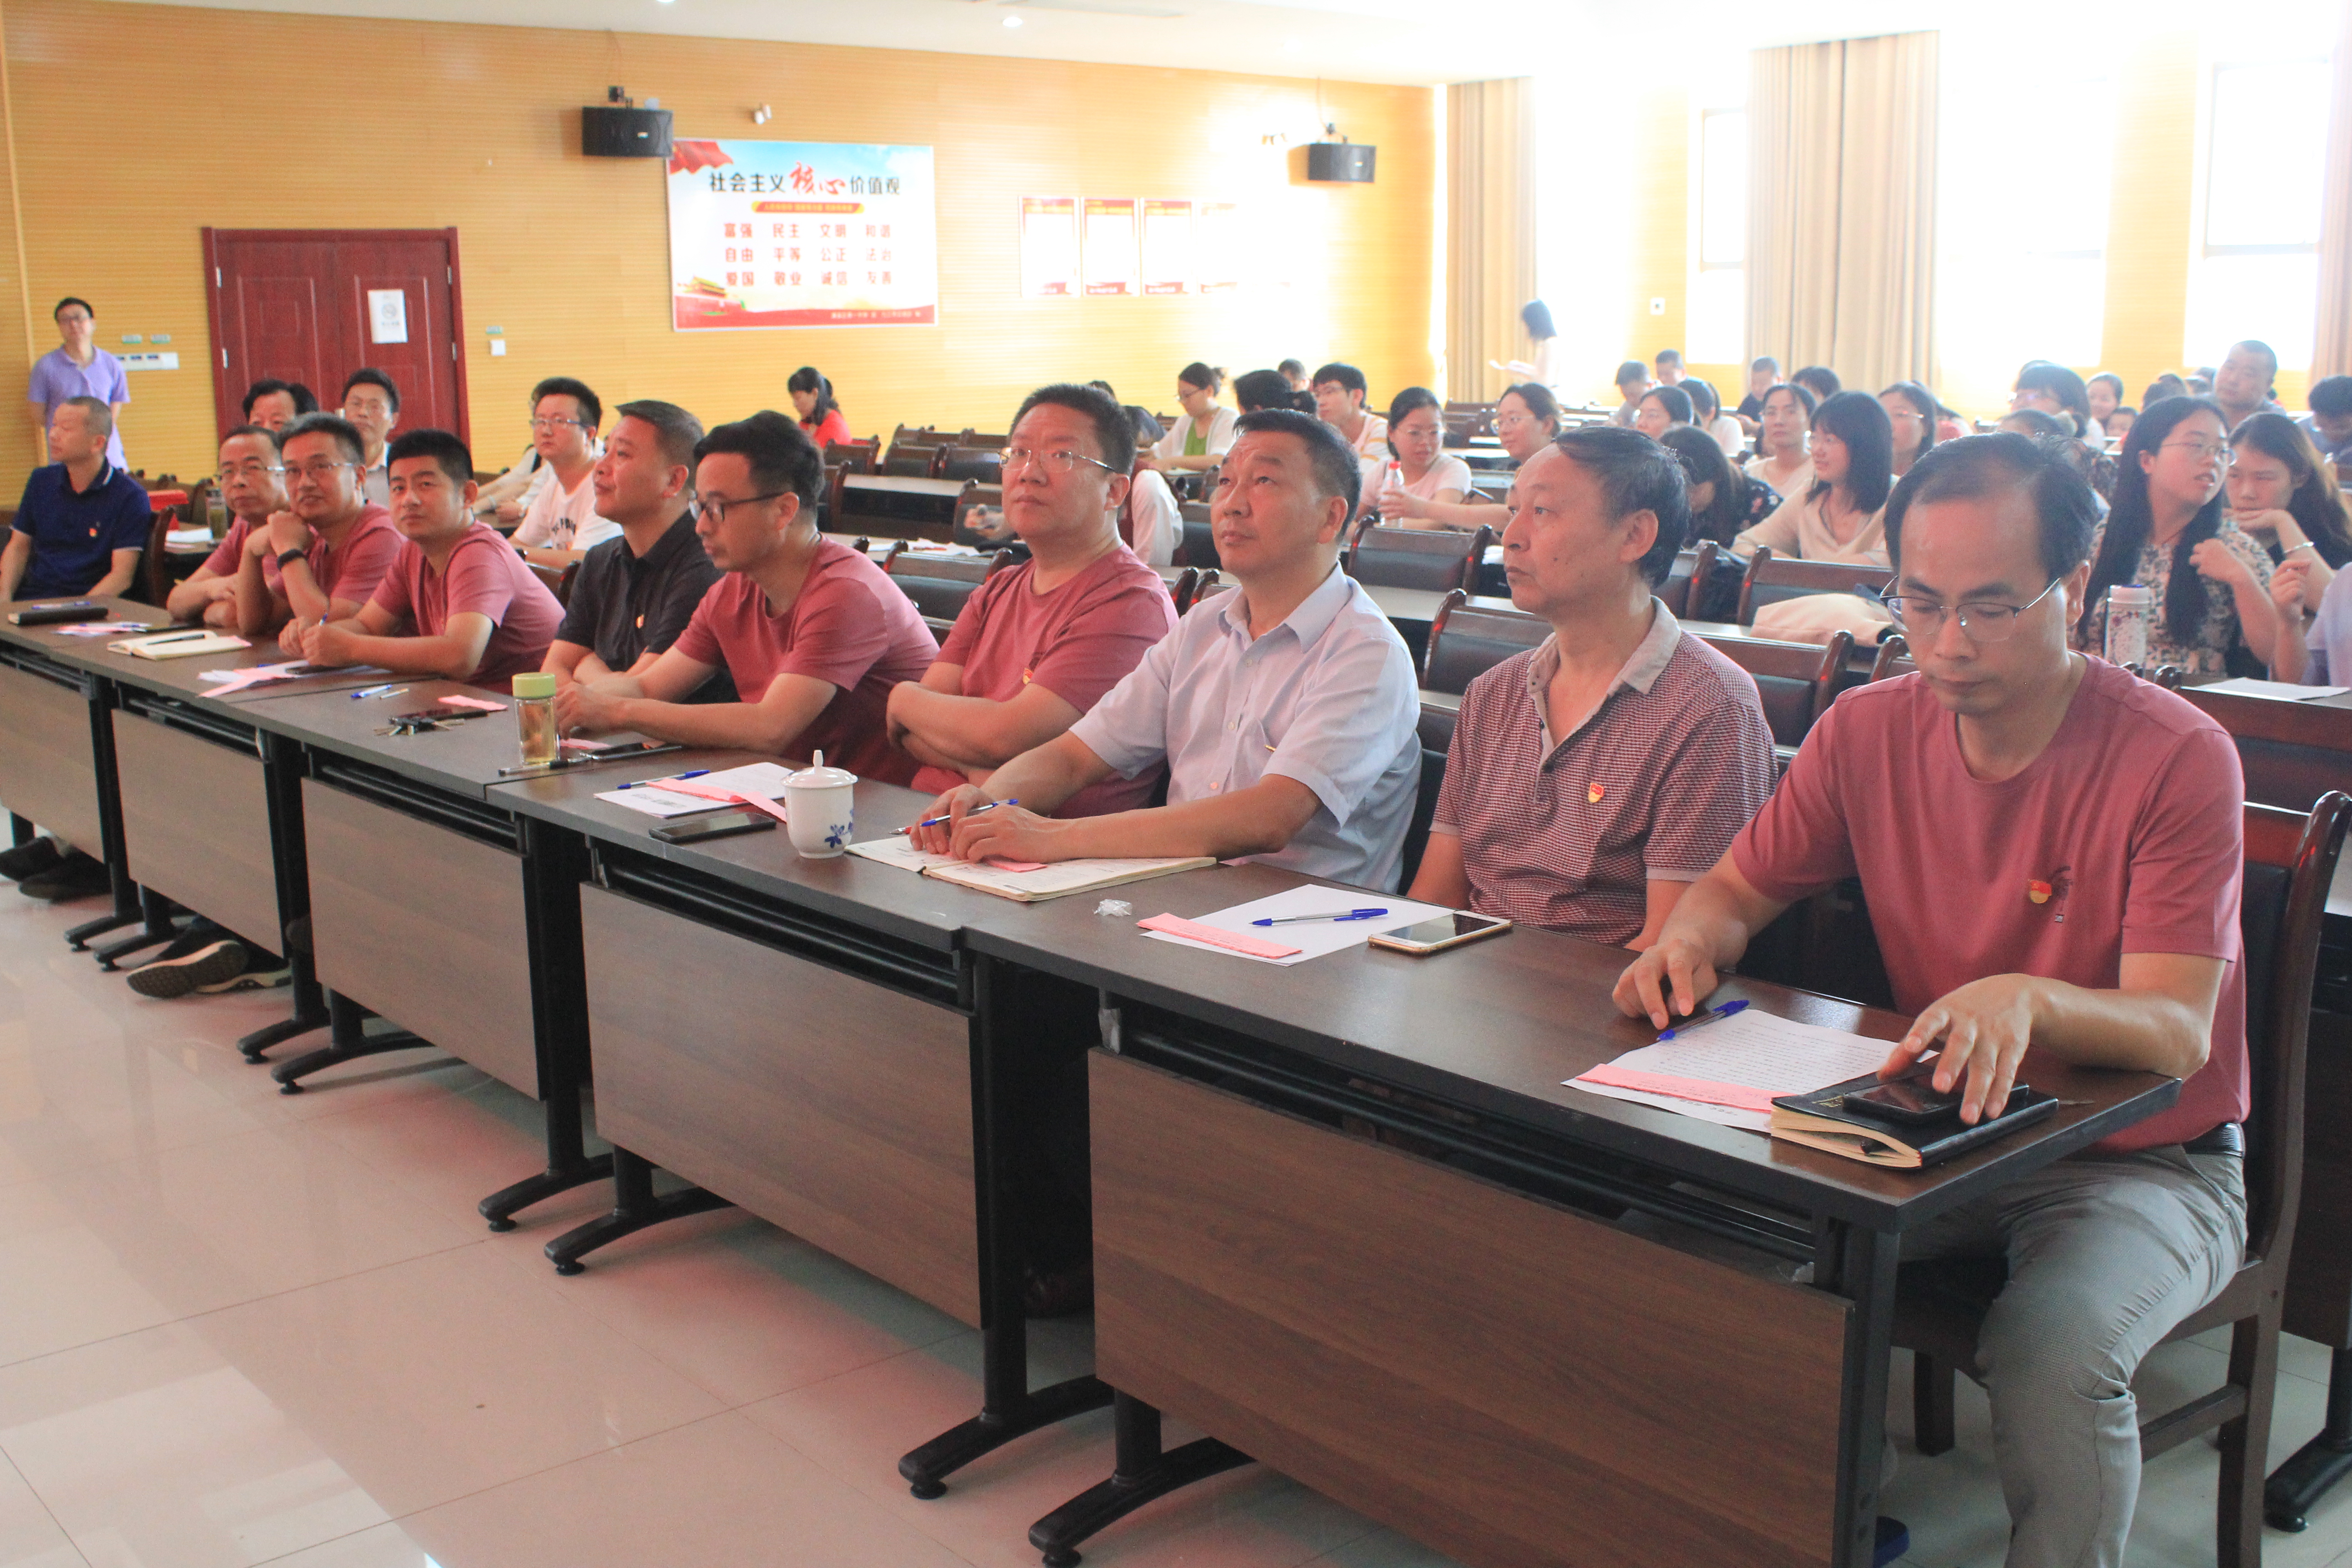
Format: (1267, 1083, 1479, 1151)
(1569, 1010, 1895, 1131)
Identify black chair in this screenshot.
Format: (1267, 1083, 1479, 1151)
(884, 549, 1012, 625)
(2181, 686, 2352, 815)
(1657, 542, 1720, 620)
(1735, 546, 1894, 626)
(937, 444, 1003, 484)
(1175, 511, 1220, 572)
(1868, 633, 1915, 683)
(1900, 793, 2351, 1568)
(1691, 628, 1851, 748)
(1345, 524, 1493, 593)
(1422, 589, 1548, 696)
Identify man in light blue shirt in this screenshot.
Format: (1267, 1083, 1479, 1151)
(909, 407, 1422, 892)
(25, 298, 128, 469)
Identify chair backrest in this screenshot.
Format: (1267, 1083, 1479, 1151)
(835, 475, 974, 544)
(1736, 546, 1895, 625)
(1423, 588, 1549, 696)
(1656, 541, 1721, 620)
(1694, 627, 1852, 746)
(2180, 686, 2352, 813)
(1176, 512, 1220, 571)
(881, 445, 943, 479)
(1168, 566, 1203, 615)
(937, 444, 1003, 484)
(525, 559, 579, 608)
(824, 438, 879, 475)
(1868, 632, 1916, 682)
(1346, 524, 1493, 593)
(964, 431, 1009, 450)
(886, 549, 995, 623)
(2239, 793, 2351, 1266)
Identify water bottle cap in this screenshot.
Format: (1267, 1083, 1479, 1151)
(2107, 584, 2153, 606)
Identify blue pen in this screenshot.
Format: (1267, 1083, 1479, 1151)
(1251, 907, 1390, 926)
(902, 798, 1020, 833)
(619, 769, 711, 790)
(348, 683, 406, 700)
(1656, 998, 1749, 1041)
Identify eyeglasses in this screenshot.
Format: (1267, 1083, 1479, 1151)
(1882, 576, 2063, 643)
(692, 490, 789, 525)
(1493, 413, 1537, 429)
(213, 463, 276, 483)
(529, 416, 593, 432)
(277, 460, 355, 481)
(1000, 447, 1117, 478)
(2160, 439, 2235, 466)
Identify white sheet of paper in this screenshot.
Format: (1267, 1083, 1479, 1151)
(594, 762, 800, 818)
(2198, 676, 2350, 701)
(1139, 884, 1455, 966)
(1567, 1010, 1895, 1131)
(683, 762, 800, 798)
(846, 837, 1200, 896)
(595, 785, 721, 818)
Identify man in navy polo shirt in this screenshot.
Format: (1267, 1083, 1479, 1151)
(0, 396, 151, 603)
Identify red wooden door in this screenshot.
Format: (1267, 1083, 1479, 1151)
(204, 228, 468, 444)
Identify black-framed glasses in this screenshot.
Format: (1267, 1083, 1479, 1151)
(277, 460, 355, 481)
(1000, 446, 1117, 478)
(693, 490, 789, 525)
(1882, 576, 2063, 643)
(213, 463, 276, 484)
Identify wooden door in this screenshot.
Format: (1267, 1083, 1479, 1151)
(203, 228, 468, 444)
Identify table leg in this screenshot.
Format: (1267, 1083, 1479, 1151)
(90, 886, 178, 969)
(542, 1146, 733, 1274)
(897, 957, 1111, 1498)
(1821, 1220, 1898, 1568)
(1025, 1393, 1251, 1567)
(268, 989, 430, 1093)
(240, 732, 329, 1061)
(2266, 1346, 2352, 1530)
(64, 680, 138, 951)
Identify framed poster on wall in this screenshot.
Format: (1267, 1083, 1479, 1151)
(667, 140, 938, 328)
(1082, 197, 1139, 297)
(1020, 197, 1079, 298)
(1140, 200, 1194, 295)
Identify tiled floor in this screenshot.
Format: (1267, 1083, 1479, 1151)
(0, 889, 2347, 1567)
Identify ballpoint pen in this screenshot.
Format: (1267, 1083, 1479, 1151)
(131, 630, 208, 645)
(1251, 907, 1390, 926)
(348, 683, 407, 699)
(618, 769, 712, 790)
(1656, 998, 1749, 1041)
(899, 798, 1019, 833)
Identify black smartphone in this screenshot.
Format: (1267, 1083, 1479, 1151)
(390, 706, 490, 725)
(1845, 1075, 2029, 1125)
(651, 810, 777, 845)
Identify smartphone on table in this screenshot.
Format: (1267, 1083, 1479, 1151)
(1367, 911, 1514, 955)
(651, 810, 777, 845)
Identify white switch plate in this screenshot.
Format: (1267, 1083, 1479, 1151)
(490, 340, 507, 356)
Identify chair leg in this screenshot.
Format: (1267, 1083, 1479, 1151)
(2216, 1310, 2281, 1568)
(1912, 1351, 1957, 1456)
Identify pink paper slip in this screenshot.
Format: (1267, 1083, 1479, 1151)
(982, 858, 1048, 872)
(650, 778, 791, 825)
(1570, 1065, 1782, 1113)
(1136, 912, 1302, 960)
(439, 695, 507, 712)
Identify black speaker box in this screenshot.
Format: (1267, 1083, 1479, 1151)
(1306, 142, 1376, 183)
(583, 106, 674, 158)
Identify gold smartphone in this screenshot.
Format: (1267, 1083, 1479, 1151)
(1367, 911, 1514, 956)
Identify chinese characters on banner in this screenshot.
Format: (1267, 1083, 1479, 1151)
(1194, 201, 1244, 293)
(1019, 197, 1078, 298)
(1081, 198, 1139, 296)
(667, 139, 938, 329)
(1139, 200, 1193, 294)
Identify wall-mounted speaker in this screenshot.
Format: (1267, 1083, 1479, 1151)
(1306, 142, 1376, 183)
(583, 106, 674, 158)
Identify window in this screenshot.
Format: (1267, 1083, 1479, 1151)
(1689, 108, 1747, 365)
(2184, 56, 2331, 371)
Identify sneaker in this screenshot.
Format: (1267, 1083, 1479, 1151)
(127, 940, 249, 999)
(196, 965, 290, 995)
(18, 852, 109, 902)
(0, 838, 62, 881)
(1875, 1516, 1910, 1566)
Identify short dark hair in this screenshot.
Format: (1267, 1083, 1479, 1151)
(1276, 358, 1306, 378)
(1763, 382, 1818, 422)
(1232, 407, 1361, 518)
(2231, 338, 2279, 388)
(2311, 375, 2352, 419)
(386, 428, 475, 488)
(240, 379, 317, 419)
(279, 412, 366, 465)
(220, 423, 281, 454)
(1499, 382, 1560, 431)
(1791, 365, 1842, 401)
(1886, 432, 2100, 589)
(1751, 355, 1781, 373)
(1640, 385, 1694, 425)
(1614, 360, 1649, 390)
(1684, 378, 1721, 420)
(530, 376, 602, 429)
(614, 399, 706, 475)
(1232, 369, 1294, 414)
(694, 409, 823, 512)
(1178, 361, 1223, 395)
(1654, 348, 1683, 368)
(2088, 372, 2125, 403)
(1311, 362, 1367, 397)
(53, 296, 92, 320)
(2001, 408, 2073, 440)
(342, 368, 400, 413)
(59, 395, 112, 440)
(1011, 382, 1137, 475)
(1552, 424, 1689, 585)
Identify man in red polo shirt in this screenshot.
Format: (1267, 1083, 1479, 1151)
(887, 383, 1174, 813)
(552, 410, 936, 780)
(1618, 433, 2248, 1568)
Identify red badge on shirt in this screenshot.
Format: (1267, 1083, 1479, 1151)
(1587, 782, 1606, 803)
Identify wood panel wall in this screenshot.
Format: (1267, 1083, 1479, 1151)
(0, 0, 1438, 494)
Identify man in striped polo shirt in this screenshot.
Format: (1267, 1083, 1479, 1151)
(1410, 424, 1775, 947)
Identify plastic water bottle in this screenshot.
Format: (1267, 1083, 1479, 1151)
(2103, 584, 2152, 671)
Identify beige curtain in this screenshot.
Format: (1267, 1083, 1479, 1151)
(2313, 1, 2352, 381)
(1747, 32, 1938, 393)
(1446, 78, 1537, 405)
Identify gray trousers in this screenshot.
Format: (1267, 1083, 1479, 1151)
(1902, 1145, 2246, 1568)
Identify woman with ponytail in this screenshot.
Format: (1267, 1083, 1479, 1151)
(2074, 395, 2299, 677)
(788, 366, 851, 449)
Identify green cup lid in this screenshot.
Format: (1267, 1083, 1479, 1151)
(510, 673, 558, 699)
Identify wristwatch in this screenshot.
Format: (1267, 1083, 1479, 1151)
(276, 548, 309, 570)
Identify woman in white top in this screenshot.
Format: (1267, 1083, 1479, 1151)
(1880, 381, 1938, 479)
(1733, 390, 1895, 567)
(1494, 299, 1563, 388)
(1123, 465, 1181, 566)
(1370, 387, 1475, 530)
(1743, 382, 1817, 499)
(1400, 382, 1562, 533)
(1143, 362, 1235, 473)
(1686, 378, 1745, 457)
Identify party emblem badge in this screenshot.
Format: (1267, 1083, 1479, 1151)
(2028, 880, 2053, 904)
(1588, 783, 1606, 804)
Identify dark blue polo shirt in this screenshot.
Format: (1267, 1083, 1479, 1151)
(12, 461, 151, 598)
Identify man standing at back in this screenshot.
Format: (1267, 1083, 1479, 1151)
(341, 369, 401, 505)
(911, 408, 1421, 892)
(0, 397, 148, 603)
(510, 377, 617, 564)
(889, 383, 1175, 810)
(1619, 433, 2249, 1568)
(27, 298, 128, 470)
(250, 414, 403, 647)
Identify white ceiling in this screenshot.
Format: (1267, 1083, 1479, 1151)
(121, 0, 1939, 87)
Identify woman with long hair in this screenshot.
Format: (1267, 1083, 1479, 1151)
(2074, 396, 2298, 677)
(1879, 382, 1938, 478)
(1371, 387, 1475, 529)
(2227, 411, 2352, 620)
(1495, 299, 1563, 387)
(1744, 382, 1816, 499)
(787, 366, 850, 448)
(1662, 425, 1778, 551)
(1734, 390, 1894, 565)
(1683, 378, 1744, 456)
(1632, 384, 1695, 439)
(1142, 362, 1234, 472)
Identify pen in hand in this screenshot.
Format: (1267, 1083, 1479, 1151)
(900, 798, 1020, 834)
(1656, 998, 1749, 1041)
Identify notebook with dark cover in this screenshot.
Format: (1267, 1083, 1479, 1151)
(1769, 1071, 2058, 1168)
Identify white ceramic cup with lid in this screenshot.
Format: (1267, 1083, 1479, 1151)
(781, 752, 857, 858)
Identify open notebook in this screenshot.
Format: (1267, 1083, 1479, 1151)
(847, 837, 1211, 902)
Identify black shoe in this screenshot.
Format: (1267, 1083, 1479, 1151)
(128, 940, 250, 999)
(1874, 1516, 1909, 1566)
(0, 838, 62, 881)
(19, 852, 109, 902)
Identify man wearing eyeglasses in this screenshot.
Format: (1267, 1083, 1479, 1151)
(887, 384, 1175, 813)
(169, 424, 291, 627)
(551, 410, 936, 779)
(340, 369, 401, 507)
(1619, 433, 2249, 1568)
(510, 377, 617, 565)
(230, 414, 402, 649)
